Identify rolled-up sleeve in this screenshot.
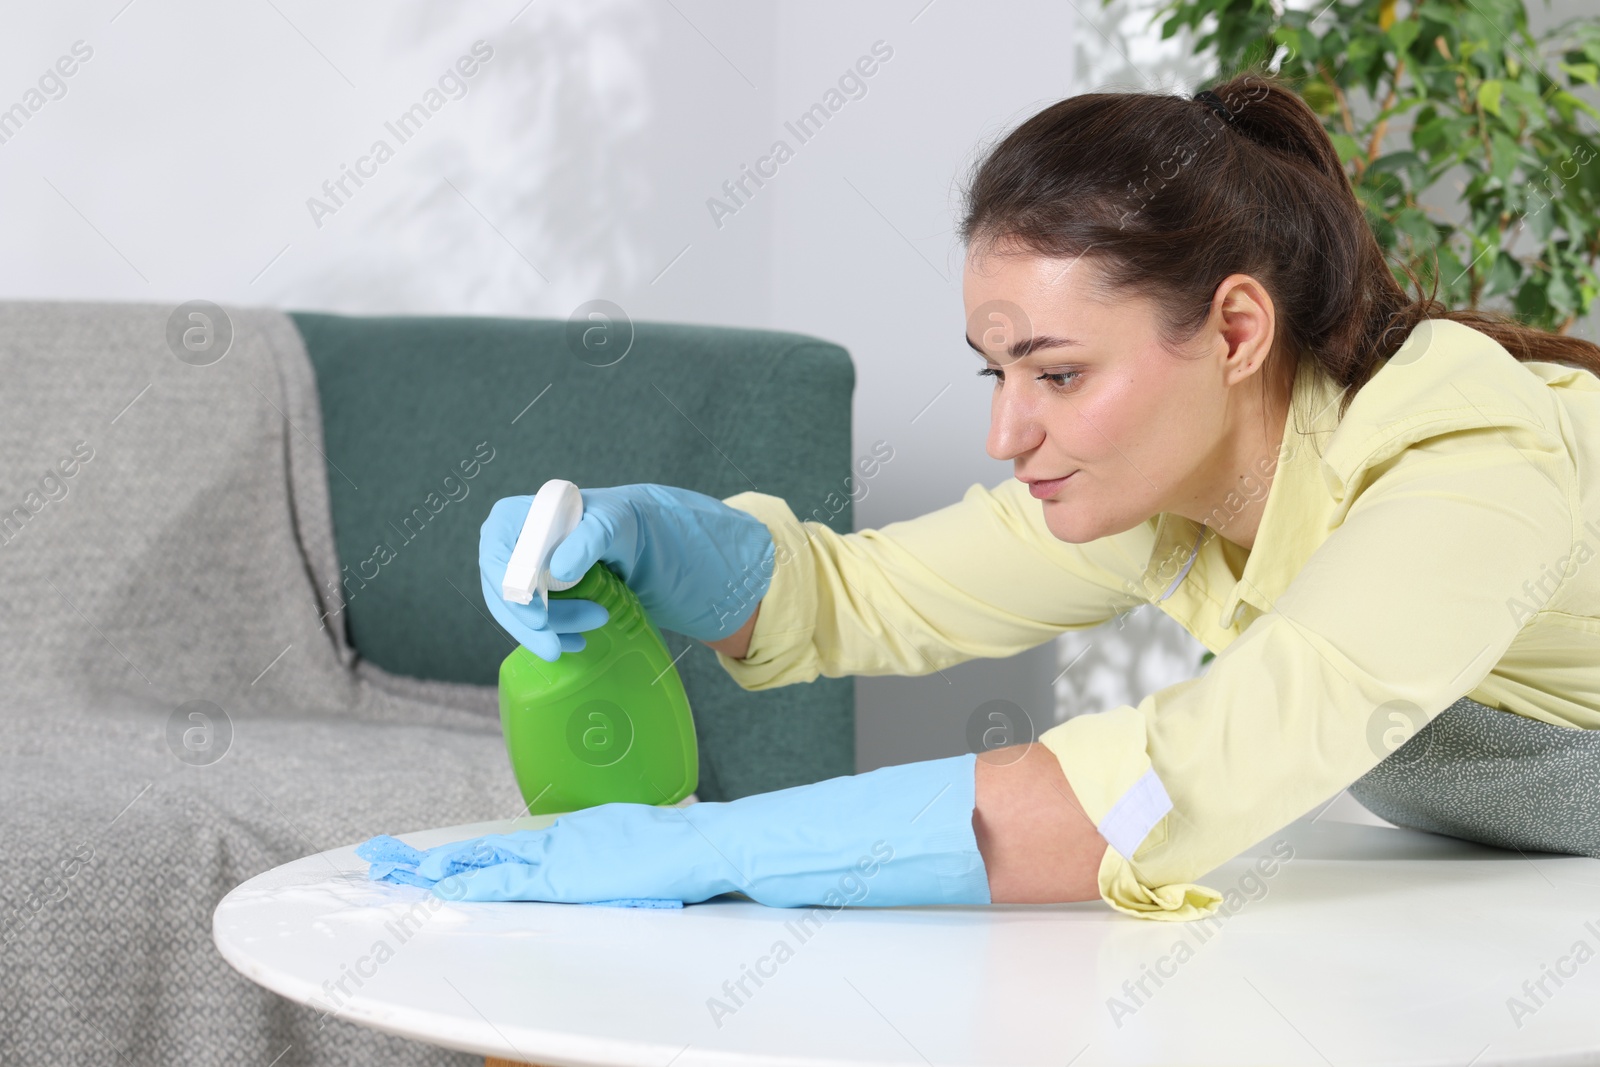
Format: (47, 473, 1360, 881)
(712, 477, 1149, 689)
(1040, 421, 1580, 919)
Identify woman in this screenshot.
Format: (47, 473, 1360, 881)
(362, 71, 1600, 921)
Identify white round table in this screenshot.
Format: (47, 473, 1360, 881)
(212, 792, 1600, 1067)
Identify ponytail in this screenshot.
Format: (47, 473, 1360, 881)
(958, 69, 1600, 423)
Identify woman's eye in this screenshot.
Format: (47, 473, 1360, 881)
(1037, 370, 1081, 389)
(975, 367, 1081, 391)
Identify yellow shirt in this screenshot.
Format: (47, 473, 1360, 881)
(713, 318, 1600, 920)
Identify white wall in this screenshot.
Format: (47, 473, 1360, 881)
(0, 2, 781, 321)
(3, 0, 1593, 772)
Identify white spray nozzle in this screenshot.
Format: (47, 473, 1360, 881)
(501, 478, 585, 608)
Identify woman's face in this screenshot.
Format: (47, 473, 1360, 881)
(962, 244, 1282, 547)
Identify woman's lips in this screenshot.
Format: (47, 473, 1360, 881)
(1027, 472, 1075, 499)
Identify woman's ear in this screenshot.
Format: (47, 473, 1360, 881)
(1213, 273, 1277, 386)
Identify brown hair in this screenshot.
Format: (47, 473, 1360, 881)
(957, 69, 1600, 423)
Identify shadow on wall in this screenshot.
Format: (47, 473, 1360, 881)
(274, 1, 667, 316)
(1053, 603, 1208, 722)
(1073, 0, 1211, 95)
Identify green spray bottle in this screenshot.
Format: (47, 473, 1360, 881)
(496, 479, 698, 815)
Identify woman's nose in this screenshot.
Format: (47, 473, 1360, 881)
(986, 379, 1045, 461)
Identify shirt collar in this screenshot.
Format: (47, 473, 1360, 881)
(1213, 358, 1348, 628)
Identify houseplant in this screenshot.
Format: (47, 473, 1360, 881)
(1140, 0, 1600, 332)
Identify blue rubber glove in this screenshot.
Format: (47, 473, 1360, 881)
(355, 753, 991, 909)
(354, 836, 682, 909)
(547, 483, 775, 643)
(478, 496, 611, 663)
(478, 484, 775, 662)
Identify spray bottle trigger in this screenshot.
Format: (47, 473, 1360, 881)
(501, 479, 585, 608)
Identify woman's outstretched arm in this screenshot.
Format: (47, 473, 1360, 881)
(974, 742, 1107, 903)
(709, 607, 1105, 905)
(709, 483, 1148, 688)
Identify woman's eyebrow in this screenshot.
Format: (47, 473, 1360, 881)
(964, 332, 1084, 359)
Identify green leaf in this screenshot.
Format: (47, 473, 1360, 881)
(1434, 243, 1469, 296)
(1396, 206, 1438, 245)
(1388, 18, 1421, 54)
(1369, 212, 1398, 246)
(1330, 132, 1367, 166)
(1501, 79, 1542, 109)
(1560, 201, 1592, 243)
(1370, 150, 1424, 175)
(1273, 24, 1309, 64)
(1485, 251, 1521, 298)
(1560, 61, 1599, 87)
(1489, 131, 1521, 184)
(1547, 268, 1576, 315)
(1525, 190, 1558, 242)
(1413, 114, 1451, 153)
(1477, 79, 1504, 116)
(1513, 275, 1551, 322)
(1302, 80, 1339, 116)
(1552, 90, 1600, 123)
(1417, 0, 1456, 27)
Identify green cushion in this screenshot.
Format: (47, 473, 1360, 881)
(288, 311, 856, 800)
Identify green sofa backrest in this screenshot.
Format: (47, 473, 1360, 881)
(288, 311, 856, 800)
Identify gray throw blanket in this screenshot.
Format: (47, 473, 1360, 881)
(1, 301, 521, 1065)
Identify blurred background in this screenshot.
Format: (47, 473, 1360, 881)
(3, 0, 1595, 772)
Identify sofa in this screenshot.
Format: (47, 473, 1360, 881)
(0, 301, 856, 1064)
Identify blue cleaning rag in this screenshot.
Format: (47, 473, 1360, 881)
(354, 834, 683, 909)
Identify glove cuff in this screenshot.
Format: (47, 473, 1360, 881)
(718, 752, 992, 909)
(851, 752, 991, 907)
